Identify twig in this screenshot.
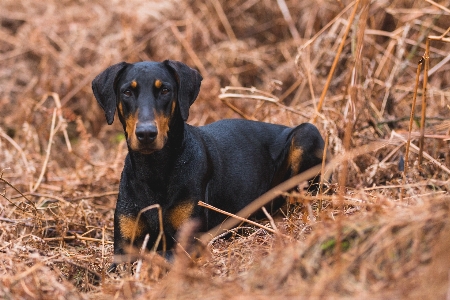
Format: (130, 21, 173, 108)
(404, 57, 423, 184)
(0, 129, 31, 175)
(36, 92, 72, 152)
(43, 233, 113, 244)
(424, 0, 450, 14)
(319, 131, 329, 214)
(392, 131, 450, 175)
(380, 23, 410, 116)
(261, 207, 279, 233)
(418, 39, 430, 165)
(31, 108, 57, 193)
(220, 86, 279, 101)
(10, 192, 67, 204)
(219, 92, 278, 103)
(211, 0, 237, 42)
(277, 78, 302, 103)
(135, 233, 150, 280)
(221, 99, 256, 120)
(70, 191, 119, 201)
(312, 0, 360, 123)
(298, 1, 355, 51)
(0, 174, 37, 215)
(207, 226, 257, 247)
(101, 225, 106, 281)
(276, 0, 300, 44)
(198, 201, 277, 235)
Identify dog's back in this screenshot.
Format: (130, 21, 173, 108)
(192, 119, 324, 228)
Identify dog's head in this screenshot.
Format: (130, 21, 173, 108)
(92, 60, 202, 153)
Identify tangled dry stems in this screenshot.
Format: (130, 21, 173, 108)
(0, 0, 449, 298)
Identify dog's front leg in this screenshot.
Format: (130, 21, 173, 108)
(109, 207, 148, 272)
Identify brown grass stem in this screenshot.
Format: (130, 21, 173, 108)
(318, 131, 329, 214)
(418, 39, 430, 165)
(198, 201, 278, 235)
(424, 0, 450, 14)
(276, 0, 300, 44)
(44, 234, 113, 244)
(31, 109, 57, 193)
(403, 58, 423, 187)
(211, 0, 237, 43)
(261, 206, 279, 233)
(135, 233, 150, 280)
(312, 0, 360, 123)
(393, 131, 450, 175)
(0, 130, 31, 176)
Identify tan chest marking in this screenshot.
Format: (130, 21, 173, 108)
(119, 215, 145, 240)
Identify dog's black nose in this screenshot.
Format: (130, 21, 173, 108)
(135, 123, 158, 142)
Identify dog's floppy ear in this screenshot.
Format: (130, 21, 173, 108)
(164, 60, 203, 121)
(92, 62, 128, 125)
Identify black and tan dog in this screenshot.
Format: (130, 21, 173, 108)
(92, 60, 325, 269)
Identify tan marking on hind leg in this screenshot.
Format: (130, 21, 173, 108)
(288, 140, 303, 175)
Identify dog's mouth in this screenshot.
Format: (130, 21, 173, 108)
(128, 142, 157, 154)
(128, 137, 167, 154)
(134, 146, 158, 155)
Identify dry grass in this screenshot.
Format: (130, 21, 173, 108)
(1, 0, 449, 298)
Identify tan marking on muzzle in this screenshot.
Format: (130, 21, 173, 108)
(153, 110, 170, 150)
(118, 102, 124, 116)
(125, 110, 139, 150)
(171, 100, 176, 115)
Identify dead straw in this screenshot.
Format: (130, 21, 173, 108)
(1, 0, 449, 298)
(198, 201, 278, 235)
(312, 0, 360, 124)
(404, 57, 423, 182)
(418, 38, 430, 165)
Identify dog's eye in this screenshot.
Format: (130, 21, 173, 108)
(161, 88, 169, 95)
(123, 90, 132, 97)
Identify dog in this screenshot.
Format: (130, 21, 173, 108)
(92, 60, 325, 270)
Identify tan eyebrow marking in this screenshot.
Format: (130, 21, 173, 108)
(154, 79, 162, 88)
(131, 80, 137, 88)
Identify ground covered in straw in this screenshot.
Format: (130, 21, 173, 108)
(1, 0, 449, 299)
